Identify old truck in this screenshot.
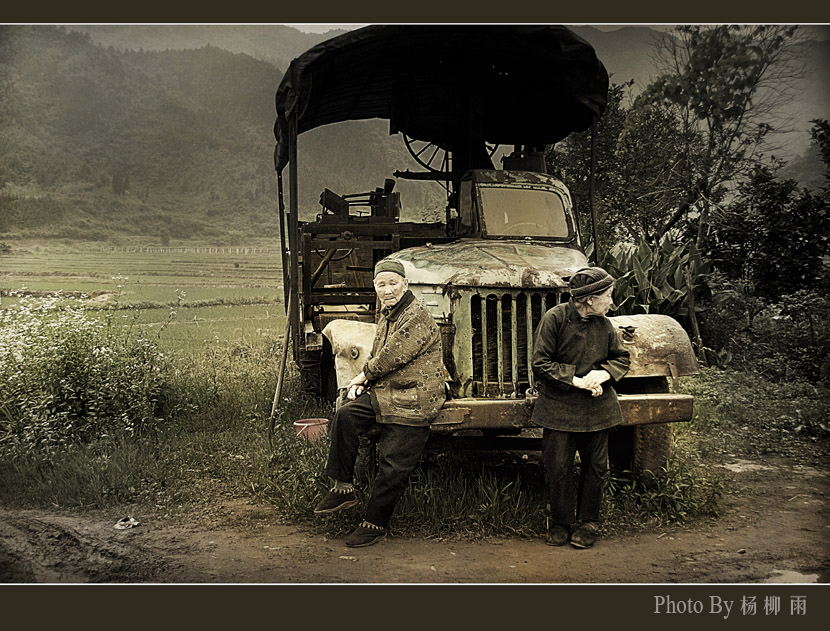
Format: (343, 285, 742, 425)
(272, 25, 699, 477)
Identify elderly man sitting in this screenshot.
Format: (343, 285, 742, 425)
(314, 259, 449, 547)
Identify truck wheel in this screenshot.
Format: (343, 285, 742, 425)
(298, 340, 338, 403)
(609, 422, 672, 487)
(632, 423, 672, 486)
(608, 377, 672, 486)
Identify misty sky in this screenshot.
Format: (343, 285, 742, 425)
(286, 24, 679, 34)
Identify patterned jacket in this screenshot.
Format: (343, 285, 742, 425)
(363, 290, 449, 426)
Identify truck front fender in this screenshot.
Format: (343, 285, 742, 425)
(609, 314, 699, 386)
(321, 319, 377, 389)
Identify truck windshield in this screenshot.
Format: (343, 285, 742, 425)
(479, 186, 570, 238)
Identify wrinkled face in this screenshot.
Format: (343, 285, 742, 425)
(373, 271, 408, 308)
(584, 285, 614, 316)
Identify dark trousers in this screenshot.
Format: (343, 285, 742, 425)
(542, 428, 609, 526)
(325, 392, 430, 528)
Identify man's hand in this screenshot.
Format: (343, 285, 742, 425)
(346, 371, 368, 400)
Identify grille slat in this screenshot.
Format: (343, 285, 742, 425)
(481, 297, 489, 393)
(526, 296, 535, 391)
(469, 290, 563, 397)
(510, 295, 519, 395)
(495, 297, 504, 395)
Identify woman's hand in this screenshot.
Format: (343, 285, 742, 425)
(581, 369, 611, 390)
(572, 375, 604, 397)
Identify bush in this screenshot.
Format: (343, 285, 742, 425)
(0, 292, 172, 457)
(699, 278, 830, 382)
(601, 235, 712, 324)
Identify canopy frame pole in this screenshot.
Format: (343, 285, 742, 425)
(589, 116, 601, 266)
(287, 110, 301, 362)
(277, 170, 289, 309)
(268, 292, 294, 442)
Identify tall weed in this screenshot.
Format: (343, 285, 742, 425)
(603, 435, 723, 530)
(0, 292, 172, 456)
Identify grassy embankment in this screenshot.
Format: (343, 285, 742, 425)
(2, 246, 826, 540)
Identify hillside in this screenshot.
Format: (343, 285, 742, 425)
(71, 22, 830, 163)
(71, 24, 345, 70)
(0, 27, 282, 243)
(0, 26, 441, 244)
(0, 24, 827, 245)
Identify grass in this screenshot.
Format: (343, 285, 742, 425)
(1, 246, 286, 354)
(4, 245, 826, 540)
(680, 367, 830, 460)
(0, 295, 729, 539)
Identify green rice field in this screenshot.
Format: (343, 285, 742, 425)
(0, 245, 287, 354)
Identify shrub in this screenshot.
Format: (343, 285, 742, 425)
(601, 235, 712, 325)
(699, 278, 830, 382)
(684, 367, 830, 447)
(0, 292, 172, 457)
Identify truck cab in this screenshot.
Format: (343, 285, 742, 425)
(397, 168, 588, 399)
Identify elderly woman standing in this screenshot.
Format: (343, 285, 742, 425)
(313, 259, 449, 547)
(531, 267, 630, 549)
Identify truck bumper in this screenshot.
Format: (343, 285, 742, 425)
(430, 394, 693, 434)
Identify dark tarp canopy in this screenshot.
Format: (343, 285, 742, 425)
(274, 25, 609, 171)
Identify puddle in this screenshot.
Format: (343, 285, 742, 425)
(762, 570, 820, 583)
(719, 459, 776, 473)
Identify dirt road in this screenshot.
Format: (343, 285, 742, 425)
(1, 451, 827, 584)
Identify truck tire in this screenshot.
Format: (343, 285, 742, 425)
(298, 339, 338, 403)
(609, 377, 672, 486)
(632, 423, 672, 486)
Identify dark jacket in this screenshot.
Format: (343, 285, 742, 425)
(363, 290, 450, 426)
(530, 300, 630, 432)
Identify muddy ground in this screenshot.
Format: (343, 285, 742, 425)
(1, 446, 828, 584)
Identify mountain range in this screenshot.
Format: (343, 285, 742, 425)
(0, 24, 826, 244)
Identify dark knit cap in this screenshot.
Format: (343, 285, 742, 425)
(374, 259, 406, 278)
(568, 267, 614, 298)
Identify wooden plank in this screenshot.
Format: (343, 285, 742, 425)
(309, 239, 395, 249)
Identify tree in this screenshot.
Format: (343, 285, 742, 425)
(547, 27, 805, 253)
(811, 119, 830, 182)
(548, 79, 689, 248)
(610, 90, 689, 242)
(708, 120, 830, 300)
(546, 82, 630, 253)
(111, 167, 128, 196)
(644, 25, 805, 250)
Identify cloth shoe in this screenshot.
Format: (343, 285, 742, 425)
(544, 524, 570, 546)
(345, 520, 387, 547)
(569, 521, 599, 549)
(313, 488, 358, 514)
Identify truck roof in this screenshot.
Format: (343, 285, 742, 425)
(274, 25, 609, 171)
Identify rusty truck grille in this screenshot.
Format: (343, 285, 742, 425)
(470, 291, 563, 397)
